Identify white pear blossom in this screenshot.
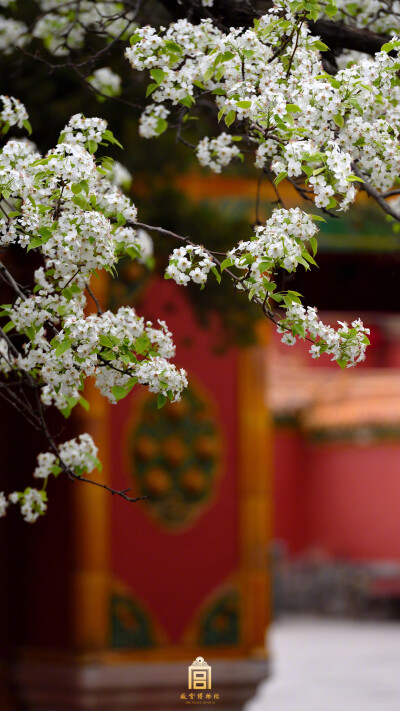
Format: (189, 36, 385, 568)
(0, 492, 8, 518)
(0, 95, 28, 129)
(166, 245, 214, 285)
(88, 67, 122, 98)
(196, 134, 241, 173)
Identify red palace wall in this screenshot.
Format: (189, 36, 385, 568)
(274, 431, 400, 561)
(109, 278, 241, 645)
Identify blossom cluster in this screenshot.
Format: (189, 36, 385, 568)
(0, 107, 187, 407)
(139, 104, 170, 139)
(88, 67, 122, 99)
(0, 15, 26, 54)
(126, 1, 400, 210)
(0, 1, 136, 56)
(166, 245, 214, 285)
(332, 1, 400, 35)
(0, 102, 187, 521)
(0, 95, 29, 131)
(196, 133, 241, 173)
(34, 434, 98, 480)
(8, 488, 47, 523)
(226, 208, 319, 298)
(165, 207, 369, 368)
(278, 306, 371, 368)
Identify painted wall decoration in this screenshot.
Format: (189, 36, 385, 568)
(111, 592, 156, 649)
(199, 588, 240, 647)
(128, 381, 221, 530)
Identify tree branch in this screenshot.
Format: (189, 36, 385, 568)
(352, 164, 400, 222)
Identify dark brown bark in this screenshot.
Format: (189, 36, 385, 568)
(309, 20, 390, 56)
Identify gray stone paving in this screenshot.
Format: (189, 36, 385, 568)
(246, 617, 400, 711)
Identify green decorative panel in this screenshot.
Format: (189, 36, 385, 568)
(111, 593, 155, 649)
(128, 383, 220, 529)
(199, 590, 240, 647)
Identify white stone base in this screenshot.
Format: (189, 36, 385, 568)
(14, 657, 269, 711)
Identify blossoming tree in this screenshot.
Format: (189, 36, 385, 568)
(0, 0, 399, 521)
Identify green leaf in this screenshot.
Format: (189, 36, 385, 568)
(303, 251, 318, 266)
(336, 358, 347, 369)
(309, 236, 318, 256)
(274, 171, 287, 186)
(62, 287, 73, 300)
(102, 129, 123, 149)
(333, 113, 344, 128)
(156, 117, 168, 135)
(302, 164, 313, 178)
(211, 266, 221, 284)
(220, 257, 233, 271)
(111, 385, 127, 402)
(293, 322, 306, 339)
(325, 4, 337, 17)
(87, 140, 98, 154)
(2, 320, 14, 334)
(99, 334, 114, 348)
(225, 110, 236, 127)
(135, 335, 150, 354)
(55, 339, 71, 357)
(263, 281, 276, 292)
(60, 396, 78, 418)
(129, 33, 140, 45)
(23, 119, 32, 135)
(150, 68, 165, 85)
(78, 395, 90, 411)
(236, 100, 252, 108)
(146, 83, 158, 98)
(285, 103, 301, 113)
(381, 40, 400, 53)
(27, 237, 43, 252)
(25, 326, 36, 341)
(164, 40, 182, 54)
(313, 40, 329, 52)
(157, 393, 167, 409)
(220, 50, 236, 62)
(326, 196, 338, 210)
(180, 94, 195, 108)
(193, 79, 205, 90)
